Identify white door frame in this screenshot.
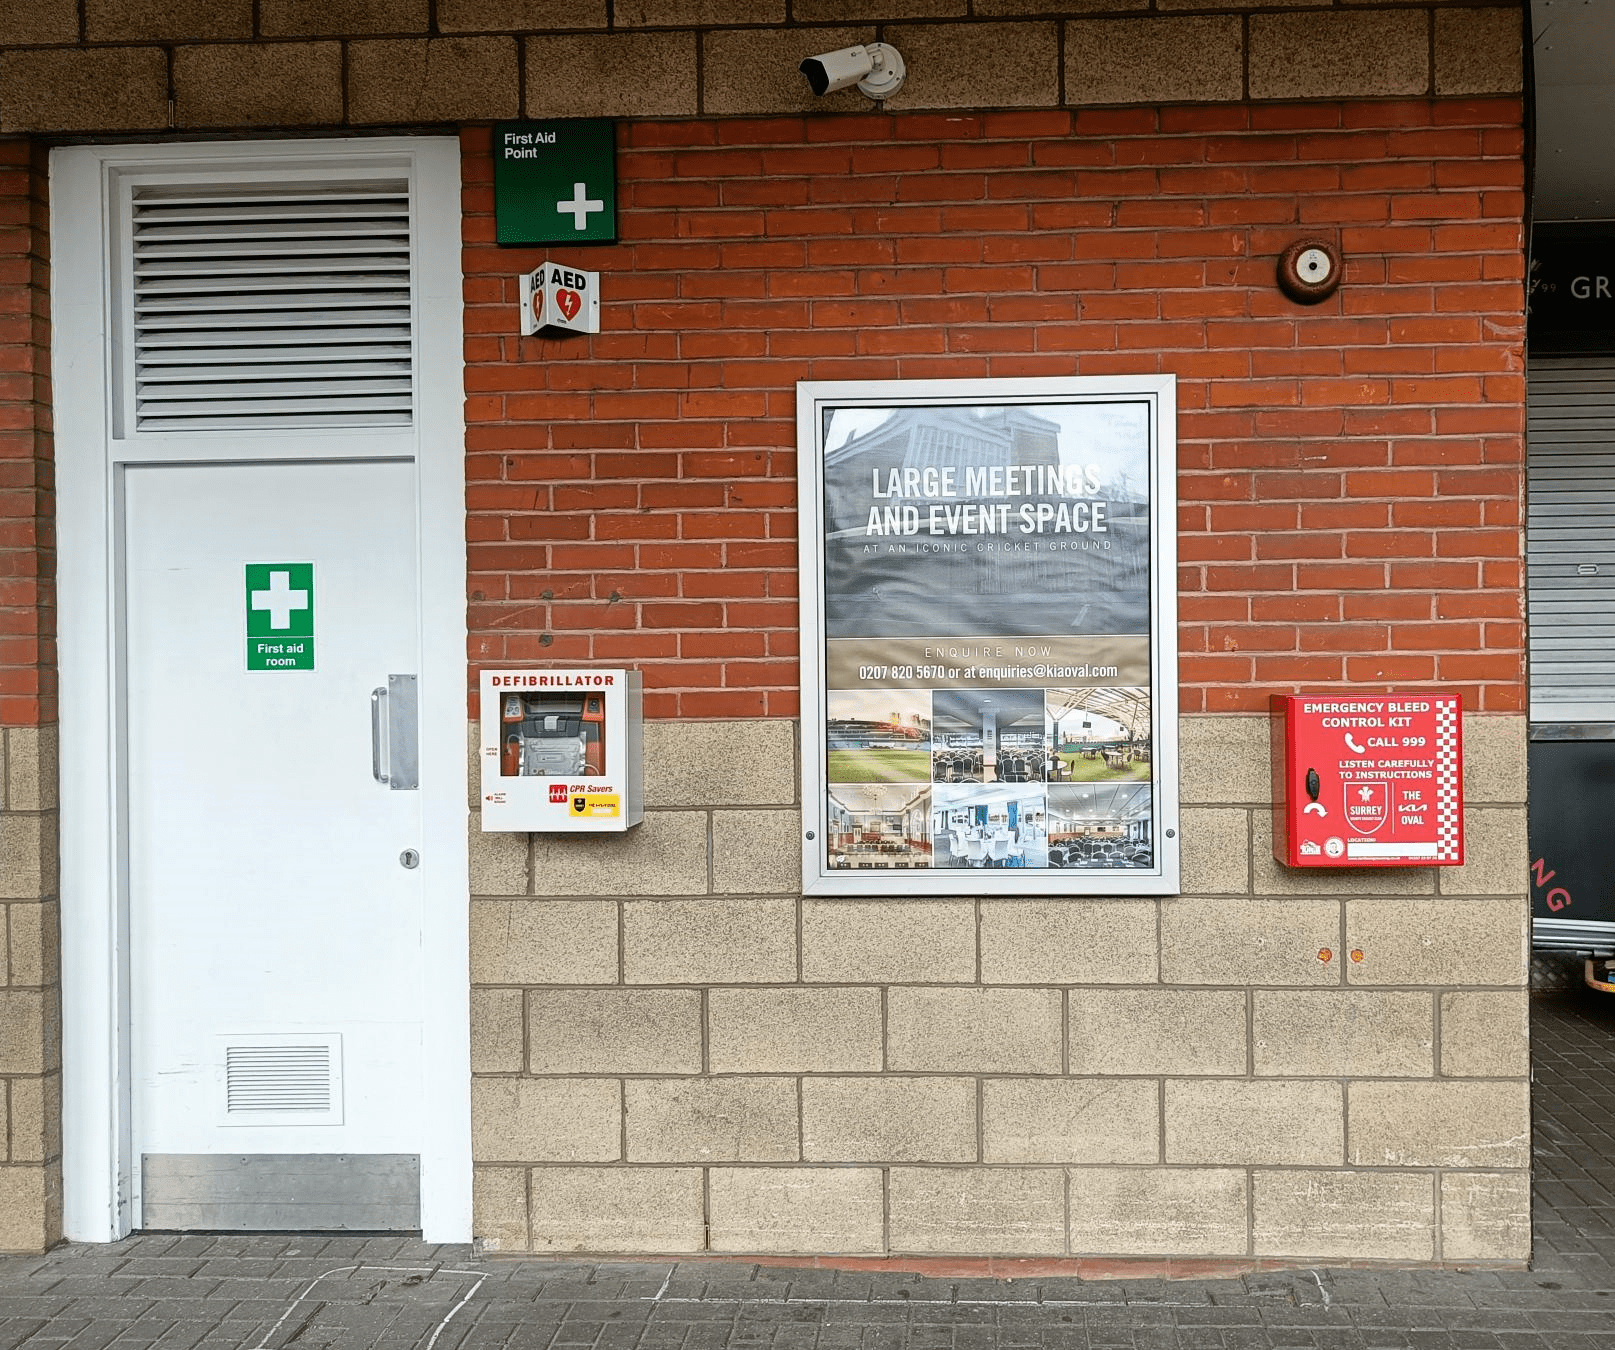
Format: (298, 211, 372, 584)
(51, 137, 472, 1242)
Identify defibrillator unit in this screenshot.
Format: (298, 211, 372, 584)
(480, 668, 643, 831)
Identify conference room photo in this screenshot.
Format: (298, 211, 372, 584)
(929, 687, 1046, 784)
(930, 781, 1050, 870)
(1045, 782, 1155, 870)
(823, 781, 933, 869)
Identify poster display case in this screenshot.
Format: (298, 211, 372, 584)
(796, 377, 1179, 895)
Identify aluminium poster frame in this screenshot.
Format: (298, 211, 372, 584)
(797, 376, 1179, 897)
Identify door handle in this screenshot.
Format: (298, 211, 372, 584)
(370, 675, 419, 791)
(371, 686, 387, 784)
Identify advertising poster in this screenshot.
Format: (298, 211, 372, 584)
(798, 378, 1180, 896)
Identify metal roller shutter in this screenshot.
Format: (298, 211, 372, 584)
(1527, 355, 1615, 724)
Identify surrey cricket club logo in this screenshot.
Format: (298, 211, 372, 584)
(1346, 780, 1390, 835)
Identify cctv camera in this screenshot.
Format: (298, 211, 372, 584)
(799, 43, 906, 100)
(799, 45, 872, 95)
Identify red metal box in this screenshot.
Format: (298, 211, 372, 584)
(1271, 693, 1464, 868)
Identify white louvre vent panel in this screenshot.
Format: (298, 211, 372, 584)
(130, 181, 414, 433)
(1527, 355, 1615, 722)
(225, 1045, 332, 1114)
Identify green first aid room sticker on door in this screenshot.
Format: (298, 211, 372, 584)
(246, 563, 315, 671)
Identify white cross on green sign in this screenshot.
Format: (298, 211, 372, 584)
(493, 119, 617, 245)
(245, 563, 314, 671)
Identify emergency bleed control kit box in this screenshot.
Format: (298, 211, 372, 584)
(479, 668, 643, 832)
(1271, 692, 1464, 868)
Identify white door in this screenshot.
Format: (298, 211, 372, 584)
(56, 137, 470, 1243)
(124, 458, 426, 1228)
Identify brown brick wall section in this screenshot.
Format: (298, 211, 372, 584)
(460, 99, 1526, 719)
(0, 135, 60, 1255)
(0, 138, 52, 733)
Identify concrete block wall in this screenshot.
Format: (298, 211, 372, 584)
(0, 727, 61, 1254)
(469, 712, 1530, 1261)
(0, 137, 59, 1255)
(0, 3, 1523, 133)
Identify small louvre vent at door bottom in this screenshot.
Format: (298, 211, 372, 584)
(226, 1045, 329, 1112)
(221, 1034, 343, 1126)
(128, 180, 414, 434)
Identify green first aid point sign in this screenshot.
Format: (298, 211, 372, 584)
(245, 563, 315, 671)
(493, 119, 617, 245)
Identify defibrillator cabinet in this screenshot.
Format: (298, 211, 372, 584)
(479, 668, 643, 831)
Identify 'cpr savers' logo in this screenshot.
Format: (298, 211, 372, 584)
(549, 782, 569, 804)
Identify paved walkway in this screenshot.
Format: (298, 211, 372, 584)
(1531, 981, 1615, 1274)
(4, 990, 1614, 1350)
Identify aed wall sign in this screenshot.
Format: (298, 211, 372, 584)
(521, 261, 601, 336)
(493, 120, 617, 246)
(245, 563, 314, 671)
(1271, 693, 1464, 868)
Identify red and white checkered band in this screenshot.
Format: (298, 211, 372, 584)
(1433, 696, 1461, 862)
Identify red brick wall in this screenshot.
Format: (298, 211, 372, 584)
(0, 139, 52, 730)
(460, 98, 1526, 718)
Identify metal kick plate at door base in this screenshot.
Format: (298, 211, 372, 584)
(399, 850, 419, 869)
